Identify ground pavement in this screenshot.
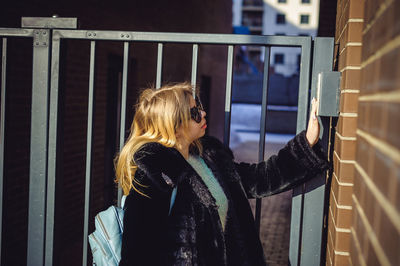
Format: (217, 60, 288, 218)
(232, 140, 292, 266)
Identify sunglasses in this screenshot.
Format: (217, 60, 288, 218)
(190, 97, 204, 123)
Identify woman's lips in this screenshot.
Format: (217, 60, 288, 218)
(202, 123, 207, 129)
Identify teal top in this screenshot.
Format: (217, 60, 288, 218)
(186, 155, 228, 231)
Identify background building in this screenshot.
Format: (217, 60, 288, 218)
(233, 0, 320, 76)
(230, 0, 321, 138)
(263, 0, 320, 76)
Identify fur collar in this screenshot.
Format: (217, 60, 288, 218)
(133, 136, 230, 208)
(133, 142, 191, 191)
(133, 136, 228, 184)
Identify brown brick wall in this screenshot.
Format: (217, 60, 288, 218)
(327, 0, 400, 265)
(327, 0, 364, 265)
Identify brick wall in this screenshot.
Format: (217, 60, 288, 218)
(326, 1, 363, 264)
(327, 0, 400, 265)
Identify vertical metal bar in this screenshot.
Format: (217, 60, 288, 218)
(296, 38, 312, 133)
(223, 45, 234, 146)
(117, 42, 129, 207)
(156, 43, 163, 89)
(82, 41, 96, 266)
(290, 186, 305, 266)
(191, 44, 198, 96)
(27, 29, 51, 266)
(289, 37, 312, 266)
(45, 34, 60, 266)
(254, 46, 271, 234)
(299, 37, 334, 266)
(0, 38, 7, 263)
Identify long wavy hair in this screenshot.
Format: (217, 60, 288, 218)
(115, 82, 202, 196)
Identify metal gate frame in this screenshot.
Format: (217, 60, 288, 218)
(0, 17, 335, 266)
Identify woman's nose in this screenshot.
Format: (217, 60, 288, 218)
(201, 110, 206, 118)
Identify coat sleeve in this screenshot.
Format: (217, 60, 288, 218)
(234, 130, 330, 198)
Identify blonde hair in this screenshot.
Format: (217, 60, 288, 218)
(115, 82, 202, 197)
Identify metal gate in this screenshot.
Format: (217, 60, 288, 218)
(0, 17, 337, 266)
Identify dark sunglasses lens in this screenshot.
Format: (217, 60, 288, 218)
(195, 97, 203, 110)
(190, 107, 202, 123)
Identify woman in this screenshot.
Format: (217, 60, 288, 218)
(116, 82, 328, 266)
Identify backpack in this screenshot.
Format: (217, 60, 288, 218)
(88, 187, 177, 266)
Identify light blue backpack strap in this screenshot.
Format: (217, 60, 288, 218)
(121, 195, 127, 209)
(169, 186, 177, 215)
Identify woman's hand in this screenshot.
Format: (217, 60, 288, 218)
(306, 98, 320, 147)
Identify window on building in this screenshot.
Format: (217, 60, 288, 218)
(243, 0, 263, 5)
(242, 12, 263, 27)
(278, 0, 287, 3)
(301, 0, 311, 3)
(276, 14, 286, 24)
(274, 53, 284, 64)
(300, 14, 310, 24)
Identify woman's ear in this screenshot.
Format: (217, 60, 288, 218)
(175, 126, 189, 144)
(175, 126, 183, 139)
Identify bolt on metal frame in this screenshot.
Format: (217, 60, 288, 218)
(0, 17, 335, 266)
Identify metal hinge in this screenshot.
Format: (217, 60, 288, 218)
(316, 71, 341, 117)
(33, 29, 49, 47)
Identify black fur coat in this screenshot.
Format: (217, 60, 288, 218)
(120, 131, 329, 266)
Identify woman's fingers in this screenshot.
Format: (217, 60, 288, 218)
(311, 97, 318, 120)
(306, 97, 320, 147)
